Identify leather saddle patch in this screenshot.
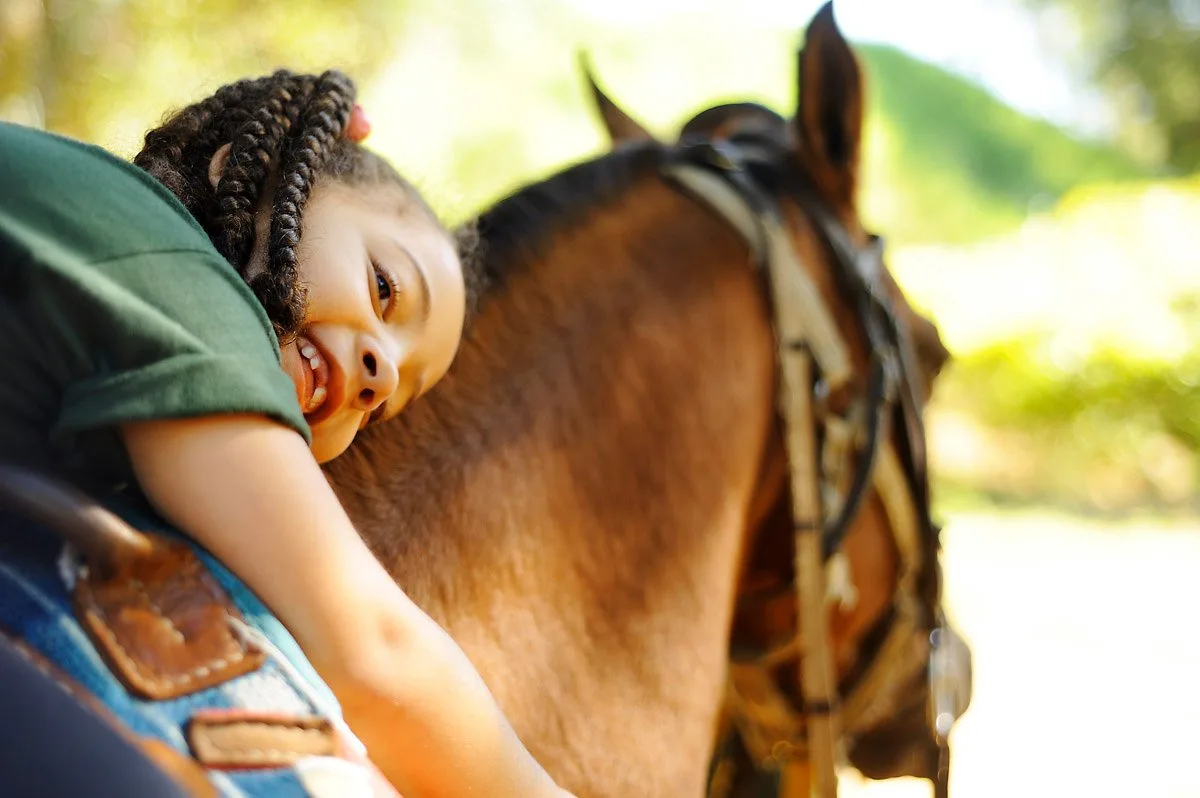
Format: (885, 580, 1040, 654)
(74, 539, 265, 700)
(187, 710, 338, 769)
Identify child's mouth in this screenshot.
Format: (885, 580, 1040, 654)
(296, 334, 331, 416)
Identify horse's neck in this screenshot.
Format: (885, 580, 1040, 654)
(328, 179, 780, 794)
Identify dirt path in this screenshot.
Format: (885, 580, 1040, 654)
(838, 509, 1200, 798)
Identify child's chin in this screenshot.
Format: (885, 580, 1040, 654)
(309, 423, 356, 465)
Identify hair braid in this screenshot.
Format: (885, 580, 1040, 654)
(134, 76, 272, 222)
(256, 71, 357, 339)
(135, 69, 454, 342)
(211, 73, 317, 268)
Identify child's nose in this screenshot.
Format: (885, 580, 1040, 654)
(353, 339, 400, 413)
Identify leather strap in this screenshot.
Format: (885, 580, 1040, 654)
(74, 537, 267, 700)
(188, 711, 339, 769)
(0, 463, 266, 699)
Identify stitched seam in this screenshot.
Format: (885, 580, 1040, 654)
(79, 568, 247, 688)
(205, 750, 301, 764)
(83, 591, 244, 686)
(197, 722, 333, 762)
(129, 579, 185, 644)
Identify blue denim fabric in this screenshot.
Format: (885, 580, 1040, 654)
(0, 500, 344, 798)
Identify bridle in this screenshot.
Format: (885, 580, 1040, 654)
(664, 133, 971, 798)
(660, 134, 972, 798)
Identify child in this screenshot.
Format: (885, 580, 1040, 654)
(0, 69, 570, 798)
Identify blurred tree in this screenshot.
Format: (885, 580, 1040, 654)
(1024, 0, 1200, 172)
(0, 0, 410, 149)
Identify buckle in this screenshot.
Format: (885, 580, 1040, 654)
(928, 621, 972, 742)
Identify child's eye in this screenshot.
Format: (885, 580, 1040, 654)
(375, 268, 391, 303)
(373, 261, 400, 316)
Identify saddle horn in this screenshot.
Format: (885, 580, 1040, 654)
(0, 463, 156, 580)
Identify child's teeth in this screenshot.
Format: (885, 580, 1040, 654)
(301, 344, 317, 359)
(311, 386, 327, 405)
(308, 356, 320, 370)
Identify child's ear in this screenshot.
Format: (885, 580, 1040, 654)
(207, 143, 233, 190)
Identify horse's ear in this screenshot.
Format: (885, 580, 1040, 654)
(793, 2, 864, 212)
(579, 53, 655, 145)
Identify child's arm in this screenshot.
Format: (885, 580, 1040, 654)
(121, 415, 571, 798)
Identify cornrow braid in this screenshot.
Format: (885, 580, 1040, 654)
(133, 68, 387, 342)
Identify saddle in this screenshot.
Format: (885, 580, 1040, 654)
(0, 462, 397, 797)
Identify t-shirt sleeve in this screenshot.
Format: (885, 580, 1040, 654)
(28, 247, 311, 446)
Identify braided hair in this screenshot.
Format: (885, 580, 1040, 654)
(135, 69, 440, 341)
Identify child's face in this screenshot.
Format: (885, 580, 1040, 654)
(271, 182, 466, 462)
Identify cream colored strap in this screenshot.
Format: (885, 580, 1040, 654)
(662, 164, 853, 391)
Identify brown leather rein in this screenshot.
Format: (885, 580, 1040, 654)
(661, 137, 972, 798)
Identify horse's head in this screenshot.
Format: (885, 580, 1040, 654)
(331, 6, 968, 796)
(584, 7, 950, 395)
(580, 4, 966, 791)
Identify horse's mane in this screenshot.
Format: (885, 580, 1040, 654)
(462, 140, 670, 305)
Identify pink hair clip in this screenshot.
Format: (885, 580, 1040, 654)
(346, 103, 372, 143)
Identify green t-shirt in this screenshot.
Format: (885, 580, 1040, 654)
(0, 121, 310, 492)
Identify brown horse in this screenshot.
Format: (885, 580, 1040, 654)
(328, 5, 966, 797)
